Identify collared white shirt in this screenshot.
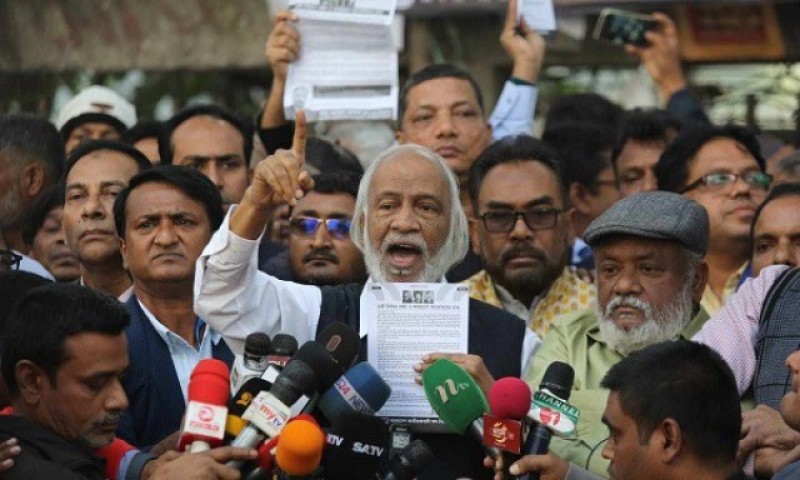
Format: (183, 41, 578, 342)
(79, 277, 134, 302)
(195, 208, 540, 374)
(16, 251, 54, 281)
(137, 299, 221, 401)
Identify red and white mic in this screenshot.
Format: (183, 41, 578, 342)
(178, 359, 231, 453)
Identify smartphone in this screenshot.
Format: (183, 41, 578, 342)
(593, 8, 658, 47)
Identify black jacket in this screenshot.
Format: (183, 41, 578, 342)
(0, 415, 105, 480)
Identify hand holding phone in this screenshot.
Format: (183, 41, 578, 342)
(593, 8, 658, 47)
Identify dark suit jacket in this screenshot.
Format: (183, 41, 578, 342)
(117, 295, 234, 448)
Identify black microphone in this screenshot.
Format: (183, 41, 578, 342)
(382, 439, 434, 480)
(322, 410, 390, 480)
(270, 333, 299, 368)
(316, 323, 361, 373)
(228, 342, 336, 468)
(303, 324, 362, 416)
(522, 361, 575, 480)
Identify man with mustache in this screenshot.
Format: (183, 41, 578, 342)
(0, 282, 260, 480)
(62, 141, 152, 300)
(159, 105, 254, 214)
(113, 166, 232, 448)
(195, 115, 538, 479)
(464, 135, 595, 336)
(522, 191, 710, 479)
(281, 172, 366, 285)
(655, 125, 770, 315)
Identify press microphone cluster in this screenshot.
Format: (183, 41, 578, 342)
(483, 362, 579, 480)
(215, 323, 435, 479)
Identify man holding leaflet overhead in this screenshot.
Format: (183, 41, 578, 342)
(195, 113, 539, 479)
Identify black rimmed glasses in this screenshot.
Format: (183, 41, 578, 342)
(289, 217, 352, 240)
(0, 249, 22, 271)
(680, 172, 772, 194)
(480, 207, 562, 233)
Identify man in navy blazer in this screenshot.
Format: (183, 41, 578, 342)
(113, 165, 233, 448)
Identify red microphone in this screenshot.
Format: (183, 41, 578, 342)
(484, 377, 532, 455)
(178, 359, 231, 453)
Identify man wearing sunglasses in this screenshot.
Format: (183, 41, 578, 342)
(655, 124, 770, 316)
(465, 135, 595, 336)
(284, 172, 367, 286)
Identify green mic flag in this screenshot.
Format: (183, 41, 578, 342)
(422, 358, 489, 434)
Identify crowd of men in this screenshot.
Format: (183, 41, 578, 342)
(1, 5, 800, 480)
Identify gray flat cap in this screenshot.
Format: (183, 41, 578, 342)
(583, 191, 709, 256)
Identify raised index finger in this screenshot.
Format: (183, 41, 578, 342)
(504, 0, 518, 32)
(293, 109, 307, 165)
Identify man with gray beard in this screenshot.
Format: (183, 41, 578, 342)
(194, 114, 538, 480)
(522, 191, 710, 480)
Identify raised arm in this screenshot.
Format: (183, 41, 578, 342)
(195, 112, 321, 352)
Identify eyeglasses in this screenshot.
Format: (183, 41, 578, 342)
(289, 217, 352, 240)
(480, 208, 562, 233)
(0, 249, 22, 271)
(680, 172, 772, 194)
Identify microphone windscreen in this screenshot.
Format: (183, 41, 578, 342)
(422, 359, 488, 434)
(318, 362, 391, 423)
(228, 378, 272, 417)
(270, 358, 318, 405)
(244, 332, 272, 357)
(188, 359, 230, 405)
(275, 418, 326, 476)
(293, 341, 341, 392)
(272, 333, 299, 356)
(539, 361, 575, 400)
(316, 323, 360, 372)
(322, 411, 389, 480)
(489, 377, 531, 420)
(388, 439, 435, 480)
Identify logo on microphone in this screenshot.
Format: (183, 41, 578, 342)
(326, 335, 342, 352)
(483, 415, 522, 453)
(198, 406, 215, 422)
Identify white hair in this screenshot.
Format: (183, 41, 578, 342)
(350, 144, 469, 280)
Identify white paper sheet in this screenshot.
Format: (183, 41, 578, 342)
(284, 19, 398, 121)
(518, 0, 556, 33)
(290, 0, 397, 26)
(362, 282, 469, 423)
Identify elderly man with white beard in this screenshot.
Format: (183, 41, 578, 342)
(519, 191, 711, 480)
(194, 114, 537, 480)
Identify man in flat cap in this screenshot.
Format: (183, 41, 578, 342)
(521, 191, 711, 479)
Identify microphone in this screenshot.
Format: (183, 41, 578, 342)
(270, 333, 299, 368)
(381, 439, 435, 480)
(275, 416, 326, 477)
(485, 377, 532, 479)
(318, 361, 392, 424)
(322, 411, 390, 480)
(522, 361, 578, 480)
(231, 333, 271, 395)
(228, 343, 329, 467)
(227, 378, 272, 439)
(316, 323, 361, 373)
(178, 359, 231, 453)
(421, 358, 500, 457)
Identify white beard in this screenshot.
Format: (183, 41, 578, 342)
(596, 285, 694, 356)
(362, 228, 451, 283)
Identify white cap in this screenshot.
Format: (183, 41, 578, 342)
(56, 85, 137, 132)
